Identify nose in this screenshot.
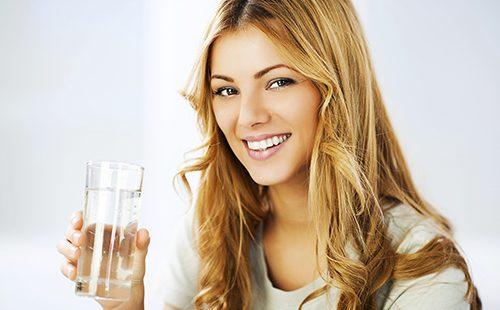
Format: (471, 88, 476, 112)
(237, 90, 271, 129)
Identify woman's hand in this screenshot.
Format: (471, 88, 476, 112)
(56, 210, 151, 310)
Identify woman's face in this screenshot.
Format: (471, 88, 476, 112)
(210, 26, 321, 186)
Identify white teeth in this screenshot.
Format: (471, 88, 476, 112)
(266, 138, 273, 147)
(247, 134, 290, 151)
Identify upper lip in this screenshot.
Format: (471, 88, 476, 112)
(242, 132, 291, 142)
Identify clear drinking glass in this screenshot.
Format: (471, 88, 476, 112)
(75, 161, 144, 301)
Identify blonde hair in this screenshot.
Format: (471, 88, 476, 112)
(173, 0, 482, 309)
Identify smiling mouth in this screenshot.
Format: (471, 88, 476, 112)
(242, 133, 292, 151)
(241, 133, 292, 161)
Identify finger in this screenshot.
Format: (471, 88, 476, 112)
(60, 260, 77, 281)
(131, 228, 150, 283)
(65, 225, 83, 246)
(56, 239, 80, 264)
(69, 210, 83, 229)
(136, 228, 151, 250)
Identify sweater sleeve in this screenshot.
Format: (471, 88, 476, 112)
(161, 208, 199, 309)
(380, 204, 470, 309)
(382, 266, 470, 309)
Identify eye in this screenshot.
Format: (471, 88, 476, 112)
(267, 78, 295, 90)
(213, 87, 238, 98)
(212, 78, 295, 98)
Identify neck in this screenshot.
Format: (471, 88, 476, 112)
(265, 168, 312, 232)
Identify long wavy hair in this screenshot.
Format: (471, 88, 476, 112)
(172, 0, 482, 309)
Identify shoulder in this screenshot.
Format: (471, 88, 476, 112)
(381, 265, 470, 309)
(380, 203, 470, 309)
(383, 203, 446, 254)
(164, 206, 199, 261)
(161, 207, 199, 308)
(173, 206, 199, 252)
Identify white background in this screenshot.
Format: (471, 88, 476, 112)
(0, 0, 498, 308)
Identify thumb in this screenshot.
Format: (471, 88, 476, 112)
(131, 228, 150, 284)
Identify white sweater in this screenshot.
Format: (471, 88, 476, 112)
(160, 203, 470, 309)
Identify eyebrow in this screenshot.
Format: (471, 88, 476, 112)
(210, 64, 295, 83)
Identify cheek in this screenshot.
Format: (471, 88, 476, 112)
(279, 88, 320, 166)
(281, 87, 320, 138)
(213, 104, 233, 135)
(213, 104, 242, 153)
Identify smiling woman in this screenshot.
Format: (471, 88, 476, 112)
(210, 27, 321, 185)
(164, 0, 482, 309)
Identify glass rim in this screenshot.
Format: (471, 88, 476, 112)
(86, 161, 144, 172)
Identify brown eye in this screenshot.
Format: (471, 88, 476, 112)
(268, 78, 295, 90)
(213, 87, 238, 97)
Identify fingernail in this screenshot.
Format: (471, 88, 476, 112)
(68, 266, 75, 279)
(71, 217, 79, 225)
(72, 231, 81, 243)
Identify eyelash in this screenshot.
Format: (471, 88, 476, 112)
(212, 78, 295, 98)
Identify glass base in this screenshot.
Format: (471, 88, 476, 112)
(75, 276, 131, 301)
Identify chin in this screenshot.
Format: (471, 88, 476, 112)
(247, 168, 293, 186)
(231, 145, 299, 186)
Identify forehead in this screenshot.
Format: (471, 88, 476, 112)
(210, 26, 285, 75)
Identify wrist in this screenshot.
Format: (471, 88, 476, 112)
(102, 299, 143, 310)
(101, 283, 145, 310)
(127, 285, 145, 310)
(129, 282, 145, 310)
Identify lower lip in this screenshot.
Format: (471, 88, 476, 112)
(243, 136, 290, 161)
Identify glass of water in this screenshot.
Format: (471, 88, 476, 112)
(75, 161, 144, 301)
